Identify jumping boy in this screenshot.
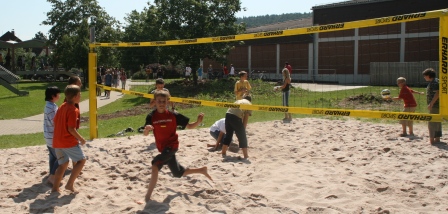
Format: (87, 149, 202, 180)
(44, 86, 61, 185)
(52, 85, 87, 193)
(142, 90, 212, 202)
(391, 77, 423, 137)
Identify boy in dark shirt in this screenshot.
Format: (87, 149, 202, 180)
(141, 90, 212, 202)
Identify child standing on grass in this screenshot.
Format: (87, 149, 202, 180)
(141, 90, 212, 202)
(422, 68, 442, 144)
(391, 77, 424, 137)
(43, 86, 61, 185)
(234, 71, 251, 100)
(149, 78, 174, 110)
(52, 85, 87, 193)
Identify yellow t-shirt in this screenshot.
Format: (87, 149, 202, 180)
(234, 80, 251, 100)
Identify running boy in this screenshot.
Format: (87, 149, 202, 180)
(391, 77, 423, 137)
(52, 85, 87, 193)
(44, 86, 61, 185)
(142, 90, 212, 202)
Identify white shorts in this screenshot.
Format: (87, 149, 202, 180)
(55, 145, 86, 164)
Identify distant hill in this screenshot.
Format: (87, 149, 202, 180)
(236, 13, 313, 28)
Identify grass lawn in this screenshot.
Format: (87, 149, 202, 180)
(0, 79, 444, 149)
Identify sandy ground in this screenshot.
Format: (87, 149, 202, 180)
(1, 118, 447, 213)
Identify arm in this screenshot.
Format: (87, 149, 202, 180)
(143, 125, 154, 136)
(186, 113, 204, 129)
(428, 91, 439, 110)
(68, 127, 86, 145)
(281, 77, 291, 89)
(242, 111, 250, 129)
(410, 89, 424, 95)
(214, 131, 225, 150)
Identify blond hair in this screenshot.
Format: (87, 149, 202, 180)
(397, 77, 406, 84)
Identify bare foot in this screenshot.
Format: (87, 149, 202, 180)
(51, 188, 61, 193)
(65, 185, 78, 193)
(198, 167, 213, 181)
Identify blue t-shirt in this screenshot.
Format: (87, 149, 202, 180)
(105, 74, 112, 85)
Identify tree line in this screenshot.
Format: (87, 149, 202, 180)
(236, 13, 312, 28)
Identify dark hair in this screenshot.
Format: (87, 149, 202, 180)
(68, 76, 81, 85)
(155, 78, 165, 85)
(243, 93, 252, 102)
(422, 68, 436, 78)
(45, 86, 61, 101)
(64, 85, 81, 101)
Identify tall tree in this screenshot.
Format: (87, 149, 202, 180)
(154, 0, 245, 71)
(42, 0, 120, 71)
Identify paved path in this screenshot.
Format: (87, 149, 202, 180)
(0, 80, 154, 136)
(0, 81, 363, 136)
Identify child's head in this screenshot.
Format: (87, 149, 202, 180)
(155, 78, 165, 89)
(239, 71, 247, 79)
(68, 76, 82, 87)
(153, 90, 170, 110)
(422, 68, 436, 79)
(65, 85, 81, 103)
(396, 77, 406, 87)
(45, 86, 61, 102)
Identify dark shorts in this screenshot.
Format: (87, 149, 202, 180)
(223, 113, 248, 148)
(151, 148, 185, 178)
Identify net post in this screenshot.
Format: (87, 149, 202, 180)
(88, 19, 98, 140)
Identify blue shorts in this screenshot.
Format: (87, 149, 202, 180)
(55, 145, 86, 164)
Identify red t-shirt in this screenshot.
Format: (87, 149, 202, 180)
(144, 109, 190, 152)
(53, 102, 80, 148)
(63, 97, 80, 129)
(398, 85, 417, 107)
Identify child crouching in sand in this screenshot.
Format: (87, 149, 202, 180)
(141, 90, 212, 202)
(52, 85, 87, 193)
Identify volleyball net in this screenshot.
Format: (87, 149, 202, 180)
(87, 8, 448, 139)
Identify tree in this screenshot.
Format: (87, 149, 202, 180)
(153, 0, 245, 84)
(42, 0, 120, 72)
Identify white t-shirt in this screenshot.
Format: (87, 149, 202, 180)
(210, 118, 226, 133)
(185, 67, 192, 76)
(44, 101, 58, 147)
(230, 66, 235, 75)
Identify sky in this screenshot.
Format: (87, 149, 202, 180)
(1, 0, 335, 41)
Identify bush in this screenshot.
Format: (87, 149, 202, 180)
(132, 71, 148, 80)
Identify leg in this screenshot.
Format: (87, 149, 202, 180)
(241, 148, 249, 159)
(52, 162, 69, 193)
(401, 123, 407, 135)
(145, 166, 159, 202)
(182, 167, 212, 181)
(65, 159, 86, 192)
(408, 121, 414, 135)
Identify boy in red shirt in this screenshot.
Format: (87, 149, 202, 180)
(391, 77, 424, 137)
(141, 90, 212, 202)
(52, 85, 87, 193)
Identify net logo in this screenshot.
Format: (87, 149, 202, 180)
(312, 110, 324, 115)
(108, 43, 119, 46)
(307, 23, 345, 32)
(130, 92, 144, 97)
(397, 114, 432, 121)
(254, 30, 283, 38)
(442, 37, 448, 94)
(391, 12, 426, 22)
(150, 41, 166, 45)
(127, 42, 140, 46)
(216, 103, 240, 108)
(212, 36, 236, 41)
(324, 110, 350, 116)
(381, 113, 397, 119)
(181, 99, 201, 105)
(178, 39, 197, 44)
(258, 107, 288, 112)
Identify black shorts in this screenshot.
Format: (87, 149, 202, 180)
(151, 148, 185, 178)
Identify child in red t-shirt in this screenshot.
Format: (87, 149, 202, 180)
(391, 77, 424, 137)
(140, 90, 212, 203)
(52, 85, 87, 193)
